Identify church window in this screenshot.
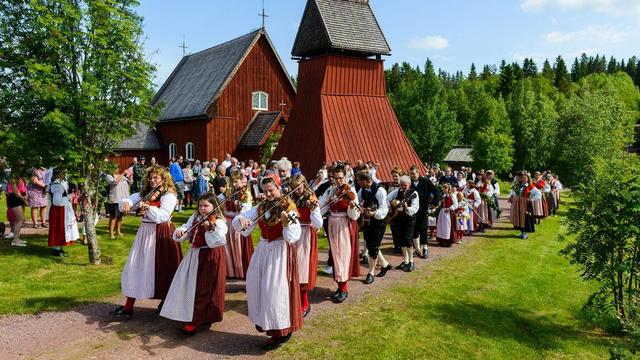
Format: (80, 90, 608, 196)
(252, 91, 269, 110)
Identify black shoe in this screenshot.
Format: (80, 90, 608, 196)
(363, 273, 374, 284)
(360, 255, 368, 265)
(110, 305, 133, 318)
(403, 262, 415, 272)
(51, 249, 64, 257)
(332, 291, 348, 303)
(376, 264, 392, 277)
(395, 262, 407, 270)
(422, 248, 429, 259)
(329, 288, 341, 300)
(263, 334, 292, 350)
(303, 306, 311, 318)
(415, 249, 426, 259)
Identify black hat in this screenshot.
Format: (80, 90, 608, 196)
(139, 155, 146, 161)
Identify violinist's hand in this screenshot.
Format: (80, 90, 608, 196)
(348, 201, 356, 209)
(204, 220, 216, 231)
(175, 229, 185, 239)
(256, 193, 266, 200)
(122, 203, 131, 214)
(280, 211, 289, 224)
(139, 202, 149, 213)
(367, 210, 376, 217)
(239, 217, 251, 230)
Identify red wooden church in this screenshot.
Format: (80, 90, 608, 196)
(273, 0, 424, 182)
(115, 28, 295, 168)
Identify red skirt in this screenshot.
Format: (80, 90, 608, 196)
(192, 246, 227, 326)
(241, 234, 254, 278)
(48, 205, 73, 247)
(153, 222, 183, 300)
(300, 228, 318, 291)
(348, 219, 360, 279)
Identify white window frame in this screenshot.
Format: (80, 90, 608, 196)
(185, 142, 195, 161)
(168, 143, 177, 159)
(252, 91, 269, 111)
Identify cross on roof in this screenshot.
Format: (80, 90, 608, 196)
(279, 100, 287, 112)
(179, 35, 188, 57)
(258, 0, 269, 28)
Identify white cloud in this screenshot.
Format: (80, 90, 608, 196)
(408, 35, 449, 50)
(521, 0, 640, 18)
(543, 24, 628, 44)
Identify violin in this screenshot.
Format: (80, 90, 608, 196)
(243, 183, 303, 231)
(133, 184, 164, 216)
(335, 183, 356, 201)
(177, 203, 225, 242)
(295, 187, 318, 210)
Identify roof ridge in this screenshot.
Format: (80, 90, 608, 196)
(186, 29, 261, 58)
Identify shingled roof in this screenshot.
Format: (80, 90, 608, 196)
(237, 111, 283, 147)
(152, 29, 295, 122)
(444, 146, 473, 163)
(117, 124, 164, 150)
(292, 0, 391, 58)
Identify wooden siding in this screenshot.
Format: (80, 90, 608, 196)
(156, 118, 208, 164)
(273, 54, 424, 182)
(209, 35, 296, 161)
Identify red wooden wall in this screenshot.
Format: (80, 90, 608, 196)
(156, 118, 208, 164)
(273, 54, 424, 181)
(208, 35, 296, 161)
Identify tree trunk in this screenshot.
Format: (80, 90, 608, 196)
(80, 185, 101, 265)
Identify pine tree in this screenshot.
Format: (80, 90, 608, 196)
(571, 58, 580, 81)
(554, 56, 571, 94)
(607, 56, 618, 74)
(626, 57, 639, 87)
(542, 59, 554, 81)
(469, 63, 478, 81)
(523, 58, 538, 77)
(480, 65, 494, 80)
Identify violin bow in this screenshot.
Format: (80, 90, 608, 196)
(177, 200, 227, 242)
(242, 182, 304, 231)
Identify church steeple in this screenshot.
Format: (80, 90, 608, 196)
(291, 0, 391, 59)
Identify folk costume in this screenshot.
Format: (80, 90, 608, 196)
(510, 182, 541, 239)
(436, 192, 459, 247)
(291, 183, 323, 316)
(115, 188, 183, 315)
(463, 185, 481, 233)
(356, 182, 390, 283)
(219, 187, 254, 279)
(411, 176, 439, 258)
(387, 187, 420, 272)
(455, 197, 470, 240)
(160, 213, 228, 333)
(48, 179, 79, 254)
(475, 181, 493, 232)
(231, 192, 303, 345)
(533, 178, 548, 220)
(318, 183, 360, 302)
(543, 179, 557, 216)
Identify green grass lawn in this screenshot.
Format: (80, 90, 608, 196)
(0, 199, 328, 315)
(274, 197, 618, 359)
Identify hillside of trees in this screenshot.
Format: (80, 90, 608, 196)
(386, 54, 640, 186)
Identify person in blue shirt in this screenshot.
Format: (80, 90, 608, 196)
(169, 155, 185, 212)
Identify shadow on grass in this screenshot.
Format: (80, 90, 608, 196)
(429, 302, 616, 350)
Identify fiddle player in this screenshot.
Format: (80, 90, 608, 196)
(112, 166, 183, 318)
(219, 169, 253, 279)
(355, 171, 390, 284)
(160, 192, 228, 335)
(231, 174, 302, 350)
(318, 165, 360, 303)
(290, 174, 323, 317)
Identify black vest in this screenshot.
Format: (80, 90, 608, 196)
(361, 183, 384, 227)
(395, 188, 417, 220)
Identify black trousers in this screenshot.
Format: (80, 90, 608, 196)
(363, 221, 386, 259)
(413, 210, 429, 245)
(323, 217, 333, 267)
(391, 217, 416, 248)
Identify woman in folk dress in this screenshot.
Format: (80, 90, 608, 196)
(220, 169, 253, 279)
(290, 174, 323, 318)
(232, 174, 302, 350)
(161, 192, 228, 335)
(112, 166, 183, 317)
(436, 183, 459, 247)
(47, 168, 79, 256)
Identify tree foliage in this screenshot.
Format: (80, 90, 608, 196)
(0, 0, 158, 264)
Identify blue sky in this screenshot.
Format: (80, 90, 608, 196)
(138, 0, 640, 88)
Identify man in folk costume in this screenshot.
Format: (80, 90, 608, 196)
(290, 174, 323, 317)
(510, 172, 541, 239)
(318, 165, 360, 303)
(533, 171, 548, 223)
(486, 170, 501, 220)
(48, 168, 79, 256)
(355, 171, 391, 284)
(436, 183, 459, 247)
(409, 165, 438, 259)
(112, 166, 183, 317)
(277, 158, 293, 193)
(387, 175, 420, 272)
(161, 192, 228, 335)
(463, 180, 481, 235)
(316, 167, 335, 275)
(385, 167, 404, 254)
(232, 174, 302, 350)
(219, 169, 253, 279)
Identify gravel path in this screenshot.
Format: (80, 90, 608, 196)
(0, 199, 513, 359)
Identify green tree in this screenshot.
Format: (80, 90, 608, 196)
(0, 0, 158, 264)
(507, 78, 558, 170)
(470, 125, 514, 174)
(556, 91, 635, 186)
(541, 59, 554, 81)
(468, 63, 477, 81)
(554, 56, 571, 94)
